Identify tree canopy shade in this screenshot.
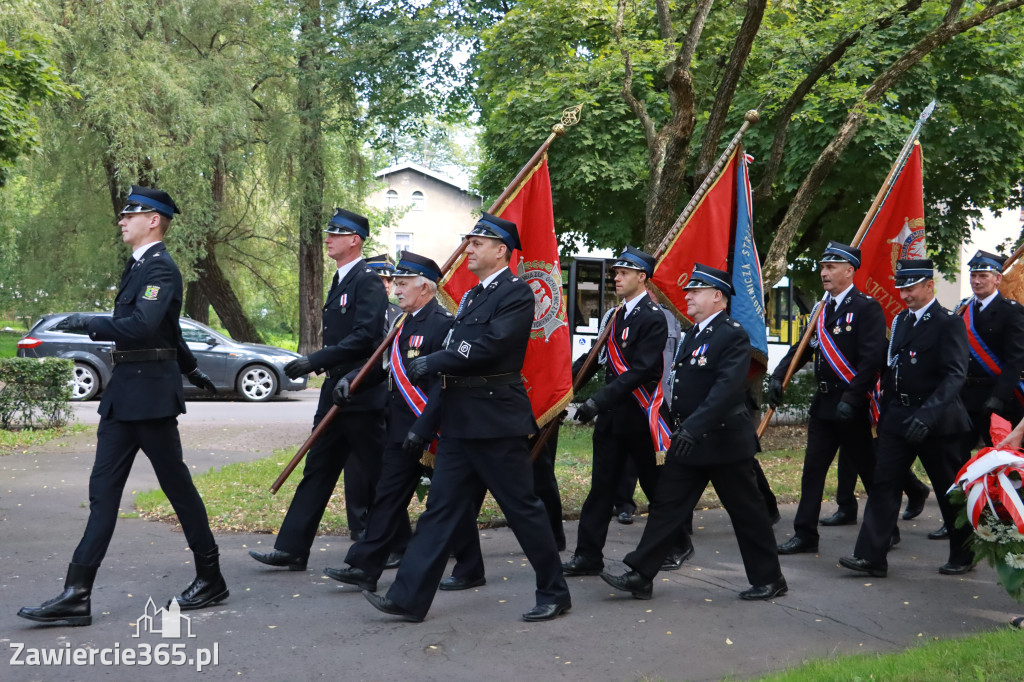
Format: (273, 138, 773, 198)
(474, 0, 1024, 283)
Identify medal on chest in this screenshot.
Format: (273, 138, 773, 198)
(407, 334, 424, 358)
(620, 326, 629, 348)
(909, 350, 917, 365)
(844, 312, 853, 332)
(339, 293, 348, 314)
(690, 343, 709, 366)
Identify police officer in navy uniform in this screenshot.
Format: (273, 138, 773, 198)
(922, 250, 1024, 541)
(769, 241, 887, 555)
(249, 208, 387, 570)
(366, 253, 403, 328)
(323, 251, 484, 592)
(840, 259, 975, 578)
(563, 246, 692, 578)
(19, 186, 225, 626)
(601, 264, 786, 601)
(362, 213, 571, 622)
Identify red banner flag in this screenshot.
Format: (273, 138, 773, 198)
(439, 157, 572, 426)
(650, 148, 739, 322)
(853, 142, 926, 324)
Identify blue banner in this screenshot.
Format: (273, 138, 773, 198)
(730, 151, 768, 362)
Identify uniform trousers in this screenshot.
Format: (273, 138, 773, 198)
(575, 428, 689, 563)
(274, 382, 385, 557)
(530, 425, 566, 549)
(73, 416, 215, 567)
(344, 442, 484, 581)
(793, 416, 875, 542)
(854, 431, 974, 568)
(835, 442, 928, 517)
(386, 435, 570, 620)
(624, 458, 781, 586)
(343, 453, 376, 538)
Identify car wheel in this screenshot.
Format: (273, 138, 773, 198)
(236, 364, 278, 402)
(70, 362, 100, 401)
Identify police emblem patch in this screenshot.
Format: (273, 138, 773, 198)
(142, 285, 160, 300)
(457, 340, 472, 358)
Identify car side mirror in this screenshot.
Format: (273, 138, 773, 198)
(205, 337, 219, 347)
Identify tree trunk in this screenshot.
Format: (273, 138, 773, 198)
(195, 244, 262, 342)
(295, 2, 326, 356)
(184, 281, 209, 324)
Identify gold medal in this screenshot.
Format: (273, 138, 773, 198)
(407, 350, 420, 358)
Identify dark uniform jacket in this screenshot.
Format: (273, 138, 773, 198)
(878, 300, 970, 436)
(958, 293, 1024, 411)
(670, 312, 757, 465)
(589, 294, 668, 435)
(307, 259, 388, 412)
(88, 242, 197, 421)
(349, 298, 453, 444)
(417, 268, 537, 440)
(772, 286, 887, 419)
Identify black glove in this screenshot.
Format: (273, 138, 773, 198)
(284, 356, 313, 379)
(186, 367, 217, 395)
(575, 398, 599, 424)
(406, 355, 436, 384)
(667, 428, 697, 460)
(834, 401, 855, 422)
(332, 377, 351, 406)
(984, 396, 1006, 414)
(63, 313, 91, 334)
(402, 431, 429, 458)
(767, 377, 784, 408)
(903, 416, 930, 444)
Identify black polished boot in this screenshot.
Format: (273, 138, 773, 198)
(18, 563, 97, 626)
(171, 546, 229, 611)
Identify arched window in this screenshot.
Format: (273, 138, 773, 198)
(386, 189, 400, 208)
(411, 191, 425, 211)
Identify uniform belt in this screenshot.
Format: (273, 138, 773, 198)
(325, 361, 364, 379)
(817, 381, 845, 394)
(441, 372, 521, 389)
(111, 348, 176, 364)
(965, 376, 996, 385)
(896, 393, 927, 407)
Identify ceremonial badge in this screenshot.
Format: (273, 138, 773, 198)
(142, 285, 160, 301)
(698, 356, 707, 367)
(909, 350, 917, 364)
(408, 335, 424, 358)
(833, 325, 842, 335)
(340, 293, 348, 314)
(694, 344, 709, 367)
(845, 313, 853, 332)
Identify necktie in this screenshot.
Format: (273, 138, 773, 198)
(974, 299, 982, 314)
(328, 271, 340, 298)
(467, 283, 484, 306)
(825, 297, 837, 320)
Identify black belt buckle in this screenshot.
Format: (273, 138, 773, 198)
(819, 382, 831, 394)
(898, 393, 913, 407)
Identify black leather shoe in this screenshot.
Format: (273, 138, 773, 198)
(739, 576, 788, 600)
(616, 510, 634, 525)
(324, 565, 377, 591)
(384, 552, 403, 570)
(561, 554, 603, 576)
(820, 510, 857, 526)
(838, 555, 887, 577)
(522, 601, 571, 622)
(600, 570, 653, 600)
(660, 544, 695, 571)
(363, 591, 423, 622)
(777, 536, 818, 555)
(938, 562, 974, 575)
(17, 563, 97, 627)
(902, 489, 930, 520)
(171, 546, 229, 611)
(928, 525, 948, 540)
(438, 575, 486, 591)
(249, 549, 307, 571)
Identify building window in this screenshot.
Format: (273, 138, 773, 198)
(411, 191, 425, 211)
(386, 189, 400, 208)
(395, 232, 413, 257)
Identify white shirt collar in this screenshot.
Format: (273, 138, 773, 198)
(912, 297, 937, 322)
(335, 257, 363, 286)
(132, 241, 161, 261)
(478, 267, 507, 290)
(698, 309, 725, 333)
(977, 291, 999, 310)
(623, 291, 649, 317)
(829, 283, 855, 308)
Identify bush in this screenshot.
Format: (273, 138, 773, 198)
(0, 357, 74, 429)
(762, 367, 815, 425)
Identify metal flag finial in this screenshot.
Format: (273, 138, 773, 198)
(553, 104, 584, 135)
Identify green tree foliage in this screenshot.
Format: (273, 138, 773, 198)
(474, 0, 1024, 282)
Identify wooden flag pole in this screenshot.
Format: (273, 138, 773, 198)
(756, 100, 937, 438)
(271, 106, 583, 493)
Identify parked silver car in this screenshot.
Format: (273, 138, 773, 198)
(16, 313, 307, 402)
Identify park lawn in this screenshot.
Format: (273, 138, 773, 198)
(0, 423, 92, 455)
(750, 626, 1022, 681)
(133, 423, 879, 534)
(0, 330, 22, 358)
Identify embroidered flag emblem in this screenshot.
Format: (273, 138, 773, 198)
(142, 285, 160, 300)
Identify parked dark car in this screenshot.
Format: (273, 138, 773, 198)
(16, 313, 307, 402)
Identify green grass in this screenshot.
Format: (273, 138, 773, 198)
(0, 423, 93, 455)
(134, 423, 884, 534)
(752, 626, 1023, 681)
(0, 330, 23, 358)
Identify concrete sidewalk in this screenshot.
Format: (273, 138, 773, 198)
(1, 441, 1017, 681)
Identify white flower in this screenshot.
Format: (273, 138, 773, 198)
(1004, 552, 1024, 569)
(975, 523, 999, 542)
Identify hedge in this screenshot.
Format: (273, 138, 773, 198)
(0, 357, 74, 429)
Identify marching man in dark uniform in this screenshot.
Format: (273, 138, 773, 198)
(769, 241, 887, 555)
(361, 213, 571, 622)
(366, 253, 403, 328)
(563, 246, 692, 578)
(249, 208, 387, 570)
(601, 264, 786, 601)
(323, 251, 484, 592)
(19, 186, 225, 626)
(840, 259, 975, 578)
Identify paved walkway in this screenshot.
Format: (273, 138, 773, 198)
(1, 433, 1018, 681)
